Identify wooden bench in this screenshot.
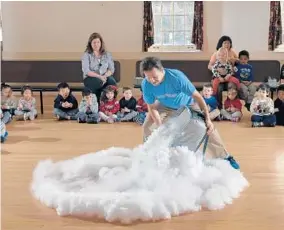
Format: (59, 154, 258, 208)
(1, 60, 121, 114)
(134, 60, 281, 99)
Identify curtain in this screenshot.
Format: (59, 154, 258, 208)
(268, 1, 282, 51)
(191, 1, 204, 50)
(142, 1, 154, 52)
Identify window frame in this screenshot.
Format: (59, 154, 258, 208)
(148, 1, 198, 52)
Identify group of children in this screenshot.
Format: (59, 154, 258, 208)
(202, 48, 284, 127)
(52, 82, 148, 124)
(1, 82, 149, 143)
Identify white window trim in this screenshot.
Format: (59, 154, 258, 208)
(149, 1, 198, 53)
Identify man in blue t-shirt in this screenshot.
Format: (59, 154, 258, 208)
(140, 57, 239, 170)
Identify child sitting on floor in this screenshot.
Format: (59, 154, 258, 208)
(14, 85, 37, 121)
(234, 50, 256, 111)
(99, 85, 120, 123)
(202, 83, 221, 121)
(250, 83, 276, 127)
(118, 87, 138, 122)
(77, 87, 99, 124)
(274, 84, 284, 126)
(221, 87, 243, 122)
(54, 82, 78, 121)
(211, 47, 240, 96)
(1, 83, 17, 124)
(1, 109, 8, 143)
(133, 87, 148, 125)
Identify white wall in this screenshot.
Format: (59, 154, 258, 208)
(1, 1, 284, 60)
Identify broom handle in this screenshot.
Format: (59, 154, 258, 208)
(194, 133, 209, 155)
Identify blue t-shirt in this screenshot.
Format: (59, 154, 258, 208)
(203, 96, 218, 111)
(141, 68, 196, 110)
(234, 63, 253, 82)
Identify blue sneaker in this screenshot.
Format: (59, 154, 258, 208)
(225, 155, 240, 170)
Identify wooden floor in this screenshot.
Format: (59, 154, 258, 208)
(1, 92, 284, 230)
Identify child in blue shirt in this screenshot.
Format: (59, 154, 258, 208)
(234, 50, 257, 111)
(202, 84, 221, 121)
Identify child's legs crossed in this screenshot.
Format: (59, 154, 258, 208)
(77, 112, 88, 121)
(99, 112, 110, 121)
(262, 114, 276, 126)
(209, 109, 220, 120)
(220, 109, 233, 120)
(66, 109, 79, 120)
(2, 111, 12, 124)
(53, 108, 67, 118)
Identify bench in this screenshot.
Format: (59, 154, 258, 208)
(1, 60, 121, 114)
(134, 60, 281, 99)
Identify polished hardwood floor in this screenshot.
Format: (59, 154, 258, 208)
(1, 92, 284, 230)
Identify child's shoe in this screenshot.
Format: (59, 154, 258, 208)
(252, 122, 263, 127)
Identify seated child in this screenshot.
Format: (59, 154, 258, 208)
(77, 87, 99, 124)
(211, 47, 240, 96)
(250, 83, 276, 127)
(202, 84, 221, 121)
(99, 85, 120, 123)
(54, 82, 78, 120)
(234, 50, 256, 111)
(221, 87, 243, 122)
(1, 83, 17, 124)
(1, 109, 8, 143)
(133, 87, 148, 125)
(14, 85, 37, 121)
(274, 84, 284, 126)
(118, 87, 138, 122)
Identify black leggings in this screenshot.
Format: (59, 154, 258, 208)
(83, 76, 117, 102)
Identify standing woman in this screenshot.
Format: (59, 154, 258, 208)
(82, 32, 117, 102)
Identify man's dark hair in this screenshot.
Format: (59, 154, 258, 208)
(239, 50, 250, 59)
(82, 87, 92, 97)
(139, 57, 164, 77)
(57, 82, 70, 90)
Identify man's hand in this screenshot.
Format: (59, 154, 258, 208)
(205, 118, 214, 135)
(192, 90, 215, 135)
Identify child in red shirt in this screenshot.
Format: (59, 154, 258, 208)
(221, 87, 242, 122)
(133, 88, 148, 125)
(99, 85, 120, 123)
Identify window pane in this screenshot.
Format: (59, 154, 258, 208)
(154, 30, 162, 45)
(152, 1, 162, 15)
(153, 15, 162, 32)
(162, 16, 173, 32)
(184, 1, 195, 14)
(173, 1, 185, 15)
(185, 15, 194, 30)
(185, 31, 193, 45)
(162, 1, 173, 15)
(174, 16, 185, 31)
(162, 32, 173, 45)
(174, 32, 185, 45)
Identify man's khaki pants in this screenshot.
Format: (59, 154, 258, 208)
(142, 103, 228, 159)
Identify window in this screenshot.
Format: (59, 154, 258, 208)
(149, 1, 197, 52)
